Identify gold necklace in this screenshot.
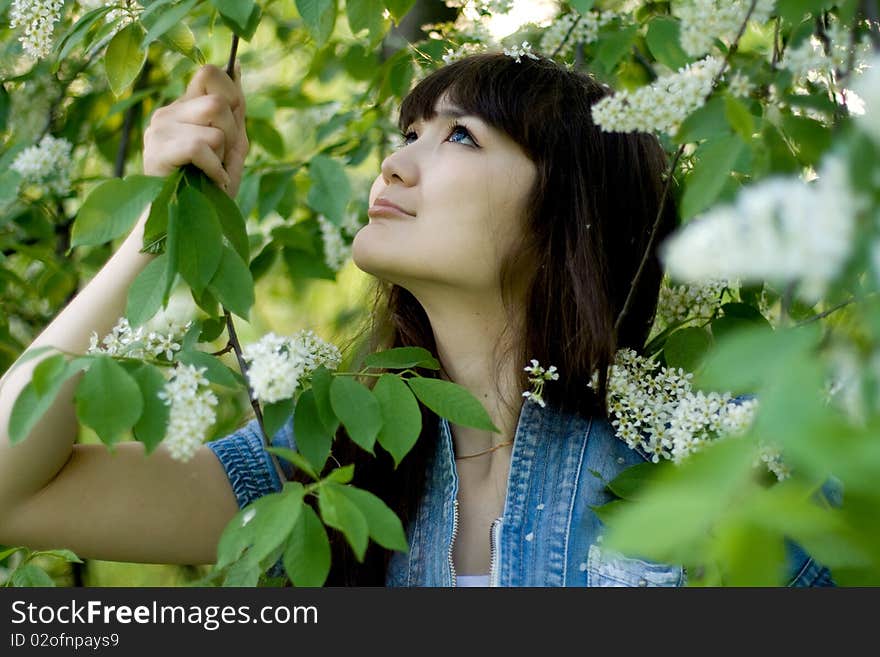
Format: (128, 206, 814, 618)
(454, 439, 514, 460)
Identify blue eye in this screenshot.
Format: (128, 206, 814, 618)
(397, 123, 478, 148)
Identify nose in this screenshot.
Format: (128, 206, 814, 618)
(379, 143, 417, 187)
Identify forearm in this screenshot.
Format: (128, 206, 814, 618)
(0, 211, 156, 504)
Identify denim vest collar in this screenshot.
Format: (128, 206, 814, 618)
(385, 397, 654, 586)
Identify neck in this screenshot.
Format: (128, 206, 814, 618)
(413, 285, 524, 460)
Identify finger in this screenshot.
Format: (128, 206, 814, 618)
(185, 142, 231, 191)
(168, 96, 237, 152)
(161, 127, 229, 187)
(181, 64, 241, 110)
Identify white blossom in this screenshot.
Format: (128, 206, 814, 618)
(660, 153, 864, 304)
(540, 10, 615, 60)
(157, 363, 218, 462)
(590, 349, 784, 478)
(503, 41, 539, 63)
(317, 214, 351, 272)
(674, 0, 776, 58)
(654, 277, 727, 332)
(340, 210, 364, 238)
(242, 330, 342, 404)
(10, 0, 66, 59)
(11, 135, 74, 197)
(591, 56, 724, 135)
(521, 358, 559, 408)
(852, 53, 880, 146)
(441, 42, 486, 65)
(88, 317, 188, 361)
(727, 71, 754, 98)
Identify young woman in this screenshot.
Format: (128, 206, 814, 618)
(0, 53, 834, 587)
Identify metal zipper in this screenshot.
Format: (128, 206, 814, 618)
(448, 498, 459, 587)
(488, 516, 502, 587)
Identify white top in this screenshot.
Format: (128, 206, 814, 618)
(456, 574, 490, 587)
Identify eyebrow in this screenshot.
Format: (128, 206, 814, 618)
(410, 107, 479, 127)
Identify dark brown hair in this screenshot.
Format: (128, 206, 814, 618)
(293, 52, 677, 585)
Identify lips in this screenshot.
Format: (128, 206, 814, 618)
(368, 197, 415, 218)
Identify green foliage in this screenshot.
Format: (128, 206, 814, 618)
(406, 376, 500, 433)
(74, 355, 143, 447)
(71, 176, 164, 247)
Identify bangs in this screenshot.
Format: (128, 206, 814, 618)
(398, 53, 544, 151)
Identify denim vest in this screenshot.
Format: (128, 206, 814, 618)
(208, 398, 836, 587)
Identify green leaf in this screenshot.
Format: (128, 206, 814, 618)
(159, 21, 203, 64)
(293, 388, 333, 473)
(645, 17, 690, 70)
(296, 0, 337, 45)
(318, 483, 369, 561)
(142, 169, 184, 254)
(263, 398, 294, 441)
(141, 0, 198, 46)
(373, 374, 422, 468)
(333, 483, 408, 552)
(569, 0, 595, 13)
(329, 376, 382, 454)
(32, 354, 67, 397)
(675, 96, 731, 144)
(210, 0, 257, 31)
(781, 114, 831, 166)
(680, 135, 746, 219)
(724, 94, 755, 140)
(198, 178, 250, 262)
(74, 356, 144, 447)
(364, 346, 440, 370)
(104, 23, 148, 96)
(283, 505, 331, 586)
(126, 253, 169, 328)
(347, 0, 386, 45)
(325, 464, 354, 484)
(176, 350, 239, 388)
(306, 155, 351, 226)
(9, 360, 88, 445)
(694, 323, 820, 393)
(72, 175, 164, 247)
(663, 327, 713, 373)
(217, 483, 304, 569)
(207, 245, 255, 319)
(310, 365, 340, 435)
(248, 118, 285, 158)
(606, 462, 671, 501)
(175, 186, 223, 296)
(34, 548, 82, 563)
(594, 24, 638, 75)
(382, 0, 415, 22)
(129, 364, 169, 455)
(55, 6, 113, 65)
(268, 446, 320, 481)
(406, 377, 500, 433)
(11, 564, 56, 587)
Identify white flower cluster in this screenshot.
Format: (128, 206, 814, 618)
(852, 53, 880, 146)
(441, 42, 486, 65)
(88, 317, 188, 361)
(660, 153, 864, 304)
(521, 359, 559, 408)
(10, 0, 65, 59)
(157, 364, 218, 462)
(503, 41, 540, 63)
(591, 56, 724, 135)
(444, 0, 514, 13)
(242, 330, 342, 404)
(317, 215, 352, 272)
(674, 0, 776, 58)
(727, 71, 754, 98)
(540, 10, 615, 60)
(780, 21, 872, 88)
(654, 277, 727, 330)
(591, 348, 786, 478)
(11, 135, 74, 197)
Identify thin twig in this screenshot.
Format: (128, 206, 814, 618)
(551, 13, 582, 60)
(616, 1, 760, 336)
(794, 296, 858, 327)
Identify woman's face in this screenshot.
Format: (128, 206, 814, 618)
(351, 95, 537, 297)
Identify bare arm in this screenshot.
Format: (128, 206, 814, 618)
(0, 64, 251, 565)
